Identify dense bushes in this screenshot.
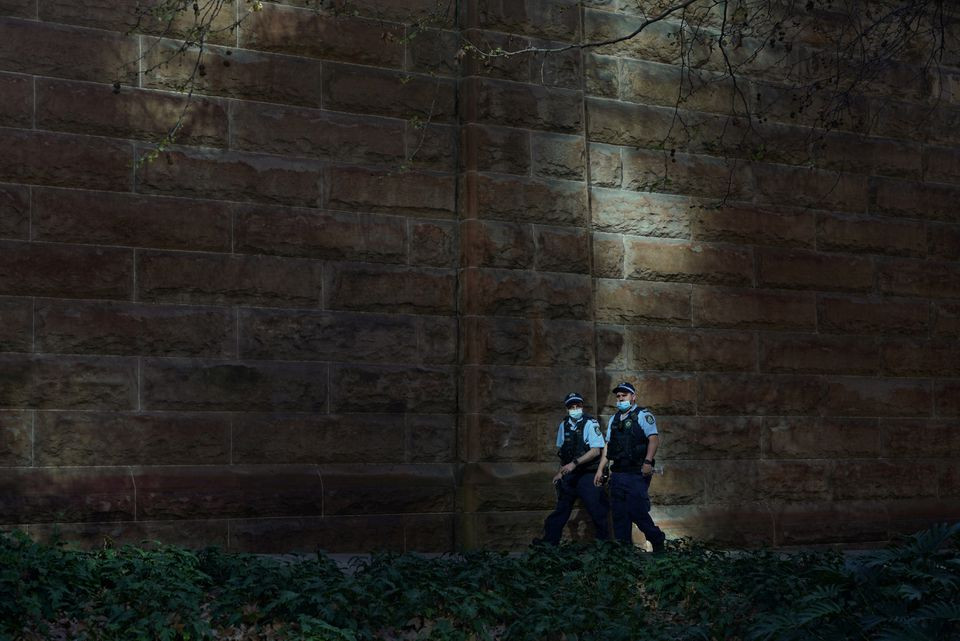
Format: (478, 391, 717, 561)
(2, 523, 958, 640)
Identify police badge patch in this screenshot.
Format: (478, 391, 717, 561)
(624, 420, 633, 428)
(645, 415, 655, 424)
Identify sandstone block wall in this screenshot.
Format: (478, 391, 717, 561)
(1, 0, 958, 551)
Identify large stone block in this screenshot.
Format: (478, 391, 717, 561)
(934, 302, 960, 337)
(229, 515, 405, 554)
(595, 278, 691, 325)
(698, 373, 825, 416)
(818, 294, 930, 335)
(752, 163, 868, 213)
(584, 53, 618, 98)
(418, 316, 458, 364)
(763, 417, 881, 459)
(592, 232, 624, 278)
(324, 166, 456, 218)
(758, 460, 833, 502)
(0, 410, 30, 466)
(463, 365, 594, 415)
(36, 299, 235, 358)
(691, 203, 815, 248)
(701, 460, 761, 502)
(462, 124, 531, 175)
(880, 338, 960, 377)
(143, 38, 323, 107)
(462, 219, 535, 269)
(586, 97, 675, 147)
(935, 381, 960, 417)
(620, 59, 737, 115)
(590, 188, 691, 238)
(928, 223, 960, 261)
(0, 0, 32, 18)
(232, 413, 403, 465)
(137, 148, 323, 207)
(623, 148, 752, 201)
(138, 250, 322, 308)
(693, 286, 816, 331)
(878, 258, 960, 299)
(464, 0, 580, 41)
(0, 296, 30, 353)
(32, 188, 232, 252)
(0, 241, 133, 300)
(757, 248, 875, 292)
(321, 464, 455, 515)
(760, 333, 879, 375)
(238, 308, 418, 363)
(880, 419, 960, 459)
(463, 412, 547, 462)
(816, 212, 926, 257)
(534, 225, 590, 273)
(597, 371, 696, 415)
(325, 263, 456, 315)
(0, 71, 30, 127)
(647, 461, 707, 505)
(460, 29, 535, 84)
(0, 184, 28, 240)
(464, 77, 582, 133)
(582, 9, 681, 63)
(0, 17, 137, 84)
(625, 238, 753, 286)
(406, 122, 458, 172)
(406, 27, 459, 77)
(463, 268, 591, 319)
(37, 79, 228, 147)
(822, 377, 932, 418)
(460, 462, 556, 512)
(470, 173, 588, 225)
(410, 220, 457, 267)
(466, 511, 547, 550)
(240, 3, 404, 67)
(234, 205, 406, 263)
(142, 359, 328, 412)
(24, 519, 229, 550)
(463, 317, 594, 367)
(655, 503, 775, 546)
(0, 467, 134, 524)
(330, 364, 456, 413)
(831, 461, 938, 500)
(406, 414, 456, 463)
(0, 354, 137, 410)
(775, 501, 889, 545)
(531, 132, 585, 181)
(923, 144, 960, 185)
(34, 411, 230, 466)
(658, 415, 762, 459)
(135, 465, 324, 520)
(0, 129, 132, 192)
(323, 62, 456, 122)
(589, 143, 622, 188)
(872, 176, 960, 222)
(231, 101, 405, 165)
(628, 327, 756, 372)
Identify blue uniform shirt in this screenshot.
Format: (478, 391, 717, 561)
(556, 416, 605, 449)
(605, 404, 658, 441)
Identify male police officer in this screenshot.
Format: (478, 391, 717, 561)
(593, 381, 666, 552)
(540, 392, 609, 544)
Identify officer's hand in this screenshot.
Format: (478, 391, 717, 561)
(561, 462, 576, 476)
(641, 463, 653, 477)
(593, 470, 603, 487)
(552, 471, 563, 483)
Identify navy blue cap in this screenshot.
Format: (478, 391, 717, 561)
(612, 381, 636, 395)
(563, 392, 585, 407)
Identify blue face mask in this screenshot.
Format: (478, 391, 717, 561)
(616, 400, 632, 412)
(568, 408, 583, 420)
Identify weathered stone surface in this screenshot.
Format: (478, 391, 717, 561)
(0, 17, 138, 84)
(0, 184, 28, 240)
(464, 365, 594, 415)
(935, 381, 960, 417)
(758, 248, 875, 292)
(407, 27, 459, 77)
(872, 175, 960, 222)
(463, 412, 547, 462)
(229, 515, 405, 554)
(232, 414, 403, 464)
(239, 308, 418, 363)
(813, 131, 921, 179)
(462, 219, 534, 269)
(880, 338, 960, 377)
(818, 295, 930, 335)
(534, 225, 589, 273)
(323, 62, 456, 122)
(0, 354, 137, 410)
(928, 223, 960, 261)
(36, 299, 235, 358)
(623, 148, 752, 201)
(463, 317, 594, 367)
(471, 174, 588, 225)
(325, 166, 456, 218)
(934, 302, 960, 337)
(691, 203, 815, 247)
(764, 417, 881, 459)
(693, 286, 816, 331)
(0, 467, 134, 524)
(24, 520, 229, 550)
(0, 71, 30, 127)
(37, 79, 229, 146)
(460, 463, 557, 512)
(597, 372, 696, 415)
(325, 263, 456, 315)
(821, 377, 931, 418)
(143, 38, 324, 107)
(753, 163, 868, 213)
(464, 0, 580, 41)
(775, 501, 889, 545)
(531, 133, 584, 181)
(465, 77, 582, 133)
(647, 461, 707, 505)
(0, 0, 33, 18)
(463, 268, 592, 319)
(33, 188, 232, 252)
(590, 188, 691, 238)
(592, 232, 624, 278)
(583, 9, 682, 65)
(584, 53, 618, 98)
(0, 129, 132, 192)
(467, 511, 548, 550)
(330, 364, 456, 413)
(461, 29, 535, 84)
(879, 258, 960, 299)
(419, 316, 457, 365)
(625, 238, 753, 286)
(0, 410, 30, 466)
(142, 359, 328, 412)
(817, 212, 926, 257)
(701, 460, 761, 502)
(0, 296, 30, 353)
(138, 250, 322, 308)
(832, 461, 938, 500)
(589, 143, 621, 188)
(0, 241, 133, 300)
(699, 374, 825, 416)
(656, 503, 775, 546)
(137, 148, 324, 208)
(322, 464, 455, 515)
(35, 412, 230, 466)
(407, 414, 456, 463)
(135, 465, 324, 520)
(658, 416, 762, 460)
(761, 334, 879, 375)
(759, 460, 833, 502)
(628, 327, 756, 372)
(880, 419, 960, 458)
(924, 144, 960, 184)
(234, 205, 406, 263)
(462, 124, 531, 175)
(595, 278, 691, 325)
(231, 101, 405, 164)
(404, 221, 454, 268)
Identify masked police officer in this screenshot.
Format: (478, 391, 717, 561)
(593, 382, 666, 552)
(540, 392, 609, 544)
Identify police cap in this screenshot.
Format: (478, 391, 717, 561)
(563, 392, 585, 407)
(612, 381, 636, 395)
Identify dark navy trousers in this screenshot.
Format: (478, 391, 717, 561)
(542, 471, 609, 544)
(609, 472, 665, 545)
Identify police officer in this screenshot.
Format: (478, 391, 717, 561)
(540, 392, 609, 544)
(593, 382, 666, 552)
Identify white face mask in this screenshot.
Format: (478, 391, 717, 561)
(568, 408, 583, 420)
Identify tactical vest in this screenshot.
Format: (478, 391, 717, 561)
(607, 407, 650, 473)
(558, 415, 599, 471)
